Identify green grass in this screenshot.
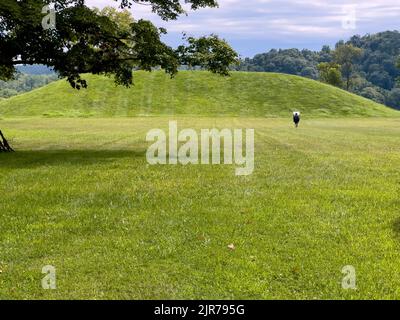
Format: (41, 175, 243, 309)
(0, 71, 398, 118)
(1, 117, 400, 299)
(0, 71, 399, 299)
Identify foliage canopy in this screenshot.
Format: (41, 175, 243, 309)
(0, 0, 238, 89)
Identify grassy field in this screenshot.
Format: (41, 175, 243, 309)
(1, 116, 400, 299)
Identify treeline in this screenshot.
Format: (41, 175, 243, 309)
(0, 73, 58, 99)
(237, 31, 400, 110)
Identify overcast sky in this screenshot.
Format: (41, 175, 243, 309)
(86, 0, 400, 57)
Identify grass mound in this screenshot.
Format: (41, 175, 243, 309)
(0, 71, 397, 118)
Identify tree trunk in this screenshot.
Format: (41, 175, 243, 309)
(0, 130, 14, 152)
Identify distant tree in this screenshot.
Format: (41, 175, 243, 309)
(300, 66, 318, 79)
(396, 56, 400, 85)
(317, 62, 343, 88)
(386, 88, 400, 110)
(0, 73, 58, 98)
(318, 45, 333, 63)
(360, 87, 386, 104)
(0, 88, 18, 98)
(237, 48, 319, 79)
(177, 35, 239, 75)
(367, 70, 393, 90)
(93, 6, 134, 34)
(333, 44, 363, 91)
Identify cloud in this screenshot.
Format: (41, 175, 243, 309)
(85, 0, 400, 56)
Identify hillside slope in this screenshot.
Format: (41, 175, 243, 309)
(0, 71, 398, 118)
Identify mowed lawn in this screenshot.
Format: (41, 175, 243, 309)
(0, 117, 400, 299)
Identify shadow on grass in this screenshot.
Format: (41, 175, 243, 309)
(392, 217, 400, 242)
(0, 149, 146, 169)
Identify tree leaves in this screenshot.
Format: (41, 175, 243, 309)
(117, 0, 218, 20)
(0, 1, 237, 89)
(177, 35, 239, 76)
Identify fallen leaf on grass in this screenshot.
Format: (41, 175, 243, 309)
(227, 244, 235, 250)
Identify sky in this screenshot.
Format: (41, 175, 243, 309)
(86, 0, 400, 58)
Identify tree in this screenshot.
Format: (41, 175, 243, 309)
(317, 62, 343, 88)
(300, 67, 318, 79)
(360, 87, 385, 104)
(93, 6, 134, 34)
(367, 70, 393, 90)
(333, 43, 363, 91)
(0, 73, 58, 98)
(386, 88, 400, 110)
(0, 0, 238, 151)
(237, 48, 319, 79)
(396, 55, 400, 86)
(0, 0, 238, 89)
(318, 45, 333, 63)
(93, 6, 137, 52)
(0, 130, 13, 152)
(177, 34, 239, 76)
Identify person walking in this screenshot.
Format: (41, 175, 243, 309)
(293, 112, 301, 128)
